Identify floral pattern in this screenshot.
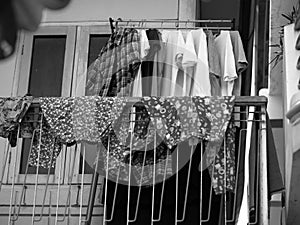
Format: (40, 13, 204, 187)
(26, 96, 236, 192)
(28, 119, 62, 168)
(205, 120, 237, 194)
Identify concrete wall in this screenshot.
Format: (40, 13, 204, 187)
(283, 23, 300, 215)
(269, 0, 298, 96)
(43, 0, 178, 22)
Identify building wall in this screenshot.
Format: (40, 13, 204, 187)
(269, 0, 298, 96)
(283, 24, 300, 220)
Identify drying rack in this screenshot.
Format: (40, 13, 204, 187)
(0, 17, 268, 225)
(108, 17, 235, 33)
(0, 96, 269, 225)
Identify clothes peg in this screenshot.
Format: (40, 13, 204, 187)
(116, 18, 122, 31)
(175, 20, 179, 29)
(109, 17, 115, 33)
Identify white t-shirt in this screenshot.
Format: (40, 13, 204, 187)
(160, 30, 186, 97)
(132, 29, 150, 97)
(182, 29, 211, 96)
(215, 30, 238, 96)
(181, 30, 197, 96)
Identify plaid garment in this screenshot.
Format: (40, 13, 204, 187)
(85, 28, 141, 97)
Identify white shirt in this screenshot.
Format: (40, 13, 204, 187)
(160, 30, 186, 97)
(215, 31, 238, 96)
(132, 30, 150, 97)
(182, 29, 211, 96)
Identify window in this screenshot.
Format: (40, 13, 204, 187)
(5, 25, 111, 185)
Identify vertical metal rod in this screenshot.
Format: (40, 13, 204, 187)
(8, 128, 18, 225)
(54, 148, 63, 225)
(200, 141, 203, 224)
(102, 140, 109, 225)
(175, 145, 179, 225)
(176, 144, 194, 223)
(126, 130, 134, 225)
(11, 129, 39, 222)
(34, 138, 55, 222)
(48, 191, 52, 225)
(57, 145, 78, 222)
(12, 191, 18, 225)
(150, 132, 157, 225)
(152, 149, 170, 222)
(31, 116, 44, 225)
(128, 136, 149, 223)
(249, 127, 260, 225)
(79, 145, 86, 224)
(259, 105, 268, 225)
(201, 144, 215, 223)
(84, 144, 101, 225)
(0, 140, 11, 191)
(224, 136, 227, 224)
(104, 166, 120, 223)
(227, 129, 247, 223)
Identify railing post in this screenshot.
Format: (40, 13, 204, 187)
(259, 105, 269, 225)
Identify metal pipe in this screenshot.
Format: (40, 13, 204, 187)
(259, 105, 269, 225)
(84, 144, 101, 225)
(176, 144, 194, 223)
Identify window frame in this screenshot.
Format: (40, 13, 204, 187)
(7, 25, 76, 185)
(4, 24, 112, 186)
(70, 25, 111, 184)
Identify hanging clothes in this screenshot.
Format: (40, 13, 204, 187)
(85, 27, 141, 97)
(205, 30, 222, 96)
(0, 96, 33, 147)
(183, 29, 211, 97)
(28, 120, 62, 168)
(206, 119, 237, 194)
(132, 30, 150, 97)
(141, 29, 161, 96)
(181, 30, 197, 96)
(215, 31, 238, 96)
(229, 31, 248, 96)
(160, 30, 186, 97)
(151, 30, 166, 96)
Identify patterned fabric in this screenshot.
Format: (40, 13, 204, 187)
(72, 96, 127, 143)
(27, 96, 236, 191)
(192, 96, 235, 142)
(0, 96, 33, 146)
(40, 97, 76, 144)
(28, 97, 128, 168)
(141, 97, 182, 149)
(130, 140, 173, 186)
(100, 100, 172, 185)
(205, 120, 237, 194)
(28, 119, 62, 168)
(85, 28, 141, 97)
(101, 96, 235, 186)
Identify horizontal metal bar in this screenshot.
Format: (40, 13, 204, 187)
(112, 19, 234, 23)
(121, 26, 232, 30)
(1, 183, 102, 187)
(30, 96, 267, 106)
(234, 96, 268, 106)
(0, 213, 103, 217)
(0, 204, 103, 208)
